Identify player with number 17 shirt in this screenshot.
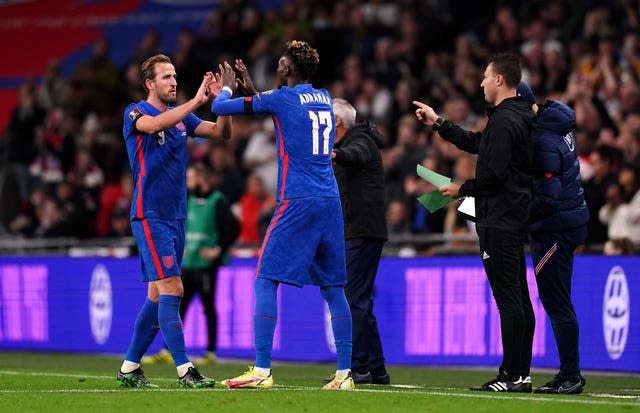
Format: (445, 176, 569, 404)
(211, 40, 353, 390)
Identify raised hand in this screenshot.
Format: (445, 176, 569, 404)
(235, 59, 258, 96)
(219, 61, 238, 92)
(195, 72, 214, 105)
(412, 100, 438, 126)
(207, 72, 223, 99)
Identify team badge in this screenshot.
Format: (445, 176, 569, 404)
(176, 121, 185, 132)
(128, 107, 142, 121)
(563, 132, 575, 151)
(162, 255, 174, 269)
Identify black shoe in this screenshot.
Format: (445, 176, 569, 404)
(470, 375, 531, 392)
(352, 371, 372, 384)
(371, 372, 391, 385)
(178, 366, 215, 388)
(117, 367, 158, 388)
(534, 374, 585, 394)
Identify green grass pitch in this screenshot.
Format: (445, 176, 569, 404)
(0, 352, 638, 412)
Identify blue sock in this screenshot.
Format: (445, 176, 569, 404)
(321, 286, 352, 370)
(124, 298, 160, 363)
(254, 277, 278, 369)
(158, 294, 189, 366)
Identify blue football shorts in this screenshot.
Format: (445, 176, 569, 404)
(131, 217, 185, 282)
(256, 197, 346, 287)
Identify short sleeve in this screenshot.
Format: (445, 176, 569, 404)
(183, 112, 203, 137)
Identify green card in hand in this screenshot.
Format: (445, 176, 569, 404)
(416, 164, 452, 187)
(417, 190, 454, 213)
(416, 164, 455, 212)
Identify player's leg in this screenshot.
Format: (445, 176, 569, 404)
(320, 285, 354, 390)
(117, 284, 161, 387)
(142, 269, 195, 366)
(313, 198, 354, 390)
(221, 276, 277, 389)
(532, 227, 585, 394)
(118, 220, 163, 388)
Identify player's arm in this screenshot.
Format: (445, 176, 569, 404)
(194, 72, 233, 141)
(135, 73, 213, 134)
(413, 100, 481, 153)
(333, 138, 374, 167)
(211, 61, 275, 116)
(193, 117, 232, 141)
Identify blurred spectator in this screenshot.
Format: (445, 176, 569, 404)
(36, 60, 69, 111)
(386, 199, 411, 237)
(67, 147, 104, 196)
(584, 146, 618, 244)
(207, 143, 244, 203)
(383, 114, 426, 200)
(6, 81, 47, 202)
(242, 118, 278, 195)
(69, 37, 122, 119)
(8, 185, 49, 237)
(96, 174, 132, 236)
(443, 155, 477, 249)
(55, 181, 96, 238)
(33, 198, 69, 238)
(234, 173, 275, 245)
(106, 201, 132, 238)
(603, 237, 636, 255)
(613, 164, 640, 245)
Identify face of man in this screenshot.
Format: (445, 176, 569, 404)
(150, 62, 177, 104)
(480, 63, 498, 106)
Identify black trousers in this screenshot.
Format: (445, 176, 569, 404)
(181, 265, 219, 352)
(344, 237, 387, 375)
(478, 226, 535, 378)
(530, 225, 586, 379)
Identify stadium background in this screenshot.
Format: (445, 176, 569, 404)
(0, 0, 638, 374)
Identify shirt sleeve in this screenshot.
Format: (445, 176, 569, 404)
(123, 103, 145, 138)
(184, 112, 203, 137)
(211, 89, 282, 116)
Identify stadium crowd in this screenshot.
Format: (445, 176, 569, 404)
(1, 0, 640, 254)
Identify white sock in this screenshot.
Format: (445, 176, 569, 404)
(336, 369, 350, 379)
(253, 366, 270, 377)
(177, 362, 194, 377)
(120, 360, 140, 374)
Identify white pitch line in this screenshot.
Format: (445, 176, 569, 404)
(0, 370, 638, 407)
(0, 370, 175, 382)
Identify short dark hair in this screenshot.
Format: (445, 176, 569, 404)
(284, 40, 320, 80)
(140, 54, 172, 92)
(488, 53, 521, 88)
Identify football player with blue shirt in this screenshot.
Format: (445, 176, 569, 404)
(212, 41, 354, 390)
(117, 54, 232, 388)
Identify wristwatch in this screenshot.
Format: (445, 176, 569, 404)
(432, 116, 445, 131)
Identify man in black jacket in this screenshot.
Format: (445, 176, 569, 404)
(330, 98, 389, 385)
(414, 53, 536, 392)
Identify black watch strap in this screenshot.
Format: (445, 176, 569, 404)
(432, 116, 445, 131)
